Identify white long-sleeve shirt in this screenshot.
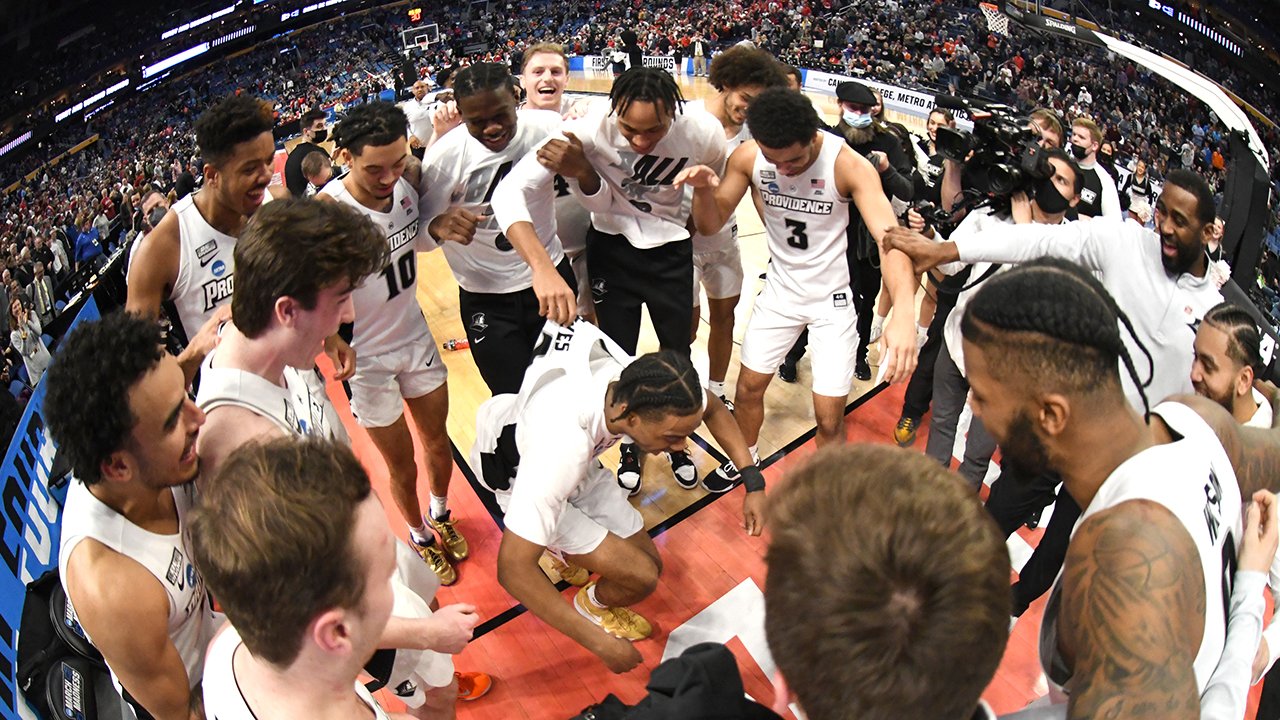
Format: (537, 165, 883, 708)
(954, 217, 1222, 413)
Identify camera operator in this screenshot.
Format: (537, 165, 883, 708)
(937, 106, 1062, 217)
(1068, 117, 1121, 219)
(922, 148, 1082, 488)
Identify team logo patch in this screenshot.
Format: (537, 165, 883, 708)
(211, 260, 226, 277)
(1080, 188, 1097, 204)
(591, 278, 607, 298)
(395, 680, 419, 697)
(196, 240, 218, 267)
(760, 170, 776, 181)
(833, 291, 849, 308)
(166, 548, 184, 588)
(471, 312, 489, 332)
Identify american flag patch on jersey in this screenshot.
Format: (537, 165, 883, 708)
(401, 196, 413, 210)
(811, 179, 825, 189)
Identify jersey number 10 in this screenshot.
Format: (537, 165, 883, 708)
(381, 253, 418, 299)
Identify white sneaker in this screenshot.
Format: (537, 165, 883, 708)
(868, 317, 885, 344)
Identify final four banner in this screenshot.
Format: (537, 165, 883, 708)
(0, 297, 100, 718)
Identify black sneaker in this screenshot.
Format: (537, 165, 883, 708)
(617, 443, 642, 496)
(854, 359, 871, 382)
(669, 449, 698, 490)
(717, 394, 735, 413)
(701, 460, 740, 493)
(778, 360, 797, 383)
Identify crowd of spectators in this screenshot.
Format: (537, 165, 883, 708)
(1, 0, 1280, 404)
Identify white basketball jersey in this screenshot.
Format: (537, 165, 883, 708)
(752, 133, 851, 306)
(202, 625, 391, 720)
(58, 481, 216, 692)
(551, 92, 592, 255)
(420, 109, 566, 294)
(322, 176, 434, 357)
(1039, 401, 1242, 697)
(686, 99, 748, 255)
(171, 192, 236, 338)
(196, 348, 343, 441)
(564, 104, 726, 249)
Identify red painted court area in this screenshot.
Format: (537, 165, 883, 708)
(324, 369, 1266, 720)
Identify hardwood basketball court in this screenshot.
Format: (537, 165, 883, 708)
(323, 70, 1085, 718)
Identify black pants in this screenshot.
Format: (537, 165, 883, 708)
(1010, 490, 1082, 616)
(587, 228, 692, 355)
(901, 281, 958, 421)
(986, 468, 1080, 616)
(1259, 664, 1280, 719)
(459, 258, 576, 395)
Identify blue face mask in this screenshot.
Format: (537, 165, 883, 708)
(843, 109, 872, 128)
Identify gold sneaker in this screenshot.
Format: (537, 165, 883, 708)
(429, 510, 469, 561)
(573, 582, 652, 640)
(411, 536, 457, 586)
(548, 554, 590, 587)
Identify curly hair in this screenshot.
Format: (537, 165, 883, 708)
(193, 95, 275, 166)
(44, 312, 165, 486)
(708, 45, 788, 92)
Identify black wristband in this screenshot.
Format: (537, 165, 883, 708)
(740, 464, 765, 493)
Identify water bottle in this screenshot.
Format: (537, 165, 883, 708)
(443, 338, 470, 351)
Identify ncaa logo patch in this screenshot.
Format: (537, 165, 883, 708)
(766, 182, 780, 194)
(591, 278, 607, 298)
(186, 563, 198, 590)
(471, 312, 489, 332)
(211, 260, 226, 277)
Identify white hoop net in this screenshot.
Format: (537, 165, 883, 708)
(980, 2, 1011, 37)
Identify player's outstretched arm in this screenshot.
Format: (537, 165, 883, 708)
(839, 147, 916, 383)
(701, 391, 766, 535)
(678, 141, 754, 237)
(492, 149, 576, 325)
(1060, 501, 1202, 720)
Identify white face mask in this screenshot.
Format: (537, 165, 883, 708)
(843, 109, 872, 128)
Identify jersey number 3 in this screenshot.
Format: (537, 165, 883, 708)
(784, 219, 808, 250)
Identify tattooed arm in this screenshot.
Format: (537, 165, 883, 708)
(1157, 394, 1280, 498)
(1060, 500, 1204, 720)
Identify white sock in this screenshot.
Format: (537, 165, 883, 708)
(708, 379, 725, 397)
(429, 494, 448, 520)
(587, 583, 608, 609)
(409, 523, 431, 544)
(873, 312, 887, 326)
(748, 445, 759, 464)
(917, 323, 929, 335)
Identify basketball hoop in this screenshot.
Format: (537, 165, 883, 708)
(979, 2, 1011, 37)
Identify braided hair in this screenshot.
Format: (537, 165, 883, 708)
(1202, 302, 1264, 375)
(961, 256, 1154, 417)
(610, 350, 702, 421)
(453, 62, 519, 103)
(610, 67, 684, 119)
(331, 101, 406, 156)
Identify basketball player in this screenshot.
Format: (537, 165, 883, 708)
(1192, 302, 1271, 427)
(479, 320, 765, 673)
(125, 95, 353, 384)
(957, 257, 1280, 718)
(45, 312, 218, 720)
(419, 62, 577, 395)
(685, 46, 788, 411)
(533, 67, 726, 493)
(318, 102, 464, 585)
(193, 198, 491, 709)
(678, 88, 919, 455)
(191, 437, 405, 719)
(519, 42, 595, 320)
